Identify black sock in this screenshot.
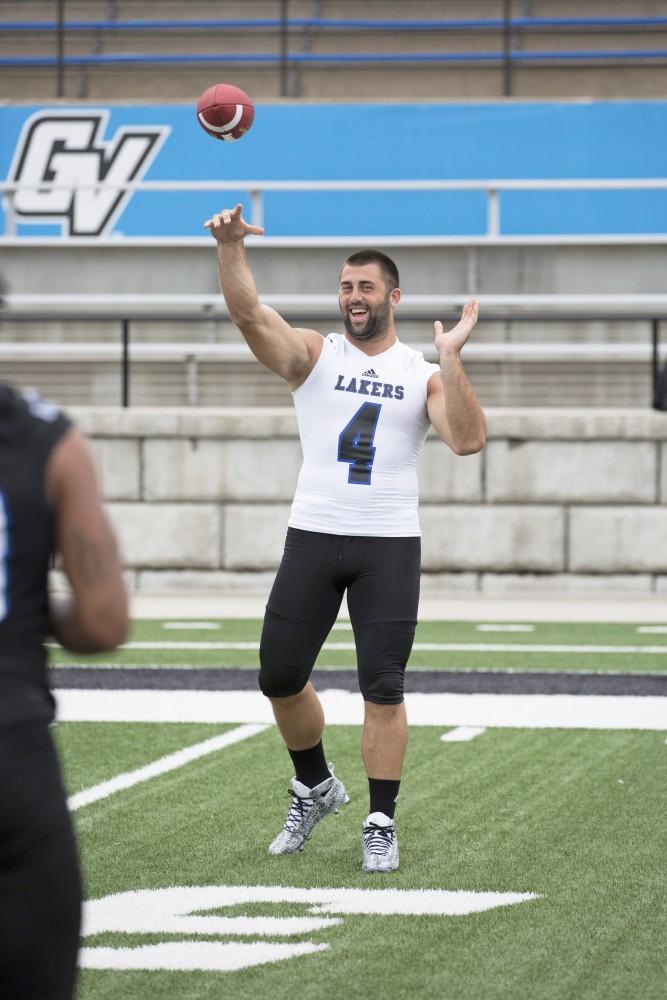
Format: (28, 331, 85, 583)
(368, 778, 400, 819)
(288, 741, 331, 790)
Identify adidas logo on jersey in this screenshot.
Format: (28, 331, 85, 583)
(362, 368, 378, 378)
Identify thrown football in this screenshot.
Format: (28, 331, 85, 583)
(196, 83, 254, 142)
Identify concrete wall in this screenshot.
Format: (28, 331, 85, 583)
(68, 406, 667, 595)
(2, 241, 665, 298)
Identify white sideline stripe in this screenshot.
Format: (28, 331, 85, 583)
(441, 726, 487, 742)
(51, 663, 667, 678)
(637, 626, 667, 634)
(67, 724, 267, 811)
(49, 660, 667, 677)
(55, 690, 667, 732)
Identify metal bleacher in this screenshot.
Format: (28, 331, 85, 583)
(2, 289, 666, 408)
(2, 1, 667, 100)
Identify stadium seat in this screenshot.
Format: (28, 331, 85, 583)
(1, 1, 666, 100)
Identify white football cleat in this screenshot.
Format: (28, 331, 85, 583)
(362, 811, 399, 872)
(268, 768, 349, 855)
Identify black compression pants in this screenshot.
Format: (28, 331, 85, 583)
(259, 528, 421, 704)
(0, 722, 81, 1000)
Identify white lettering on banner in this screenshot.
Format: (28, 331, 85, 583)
(80, 884, 539, 973)
(7, 111, 169, 236)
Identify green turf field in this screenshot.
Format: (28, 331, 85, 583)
(49, 614, 667, 998)
(49, 618, 667, 673)
(55, 718, 666, 1000)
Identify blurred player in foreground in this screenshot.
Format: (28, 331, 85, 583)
(0, 383, 128, 998)
(206, 204, 486, 872)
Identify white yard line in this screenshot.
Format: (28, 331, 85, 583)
(163, 622, 222, 630)
(441, 726, 487, 742)
(49, 641, 667, 654)
(405, 643, 667, 654)
(67, 724, 267, 812)
(475, 624, 535, 632)
(48, 641, 261, 651)
(56, 690, 667, 732)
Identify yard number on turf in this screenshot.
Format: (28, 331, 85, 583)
(79, 884, 539, 974)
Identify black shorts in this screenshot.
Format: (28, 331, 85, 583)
(0, 721, 81, 1000)
(259, 527, 421, 704)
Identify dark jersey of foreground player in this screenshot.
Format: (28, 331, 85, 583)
(0, 385, 71, 729)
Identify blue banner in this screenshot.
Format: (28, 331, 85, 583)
(1, 101, 665, 237)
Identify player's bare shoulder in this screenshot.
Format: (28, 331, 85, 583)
(287, 328, 327, 391)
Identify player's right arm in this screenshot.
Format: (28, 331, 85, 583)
(204, 204, 323, 389)
(46, 426, 129, 653)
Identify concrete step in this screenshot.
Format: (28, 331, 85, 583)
(1, 239, 665, 297)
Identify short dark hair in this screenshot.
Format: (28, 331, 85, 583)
(341, 250, 400, 291)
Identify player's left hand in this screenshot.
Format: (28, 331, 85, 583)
(434, 299, 479, 357)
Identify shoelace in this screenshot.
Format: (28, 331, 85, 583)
(363, 822, 395, 856)
(283, 790, 315, 833)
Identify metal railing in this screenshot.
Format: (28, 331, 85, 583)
(3, 179, 667, 240)
(2, 307, 666, 410)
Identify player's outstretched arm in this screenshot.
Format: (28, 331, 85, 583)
(204, 204, 322, 388)
(47, 427, 129, 653)
(427, 300, 487, 455)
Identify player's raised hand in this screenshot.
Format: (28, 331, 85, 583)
(434, 299, 479, 357)
(204, 203, 265, 242)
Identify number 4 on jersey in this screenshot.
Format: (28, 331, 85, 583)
(337, 402, 381, 485)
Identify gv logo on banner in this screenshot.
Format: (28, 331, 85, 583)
(6, 110, 170, 236)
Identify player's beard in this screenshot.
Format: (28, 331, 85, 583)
(342, 292, 392, 341)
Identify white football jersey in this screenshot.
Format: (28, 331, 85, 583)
(288, 333, 441, 536)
